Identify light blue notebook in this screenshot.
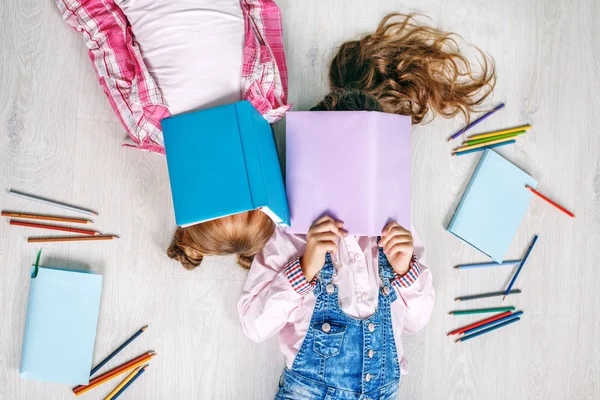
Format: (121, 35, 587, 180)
(447, 149, 537, 262)
(20, 266, 103, 384)
(162, 100, 290, 227)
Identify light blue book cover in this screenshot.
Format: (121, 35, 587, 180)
(447, 149, 538, 262)
(162, 100, 290, 227)
(20, 266, 103, 385)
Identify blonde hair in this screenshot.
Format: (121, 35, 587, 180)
(167, 210, 275, 270)
(323, 13, 496, 124)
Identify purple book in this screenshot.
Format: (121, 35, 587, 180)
(286, 111, 412, 236)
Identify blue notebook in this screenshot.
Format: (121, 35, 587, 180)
(20, 266, 103, 384)
(447, 149, 538, 262)
(162, 100, 290, 227)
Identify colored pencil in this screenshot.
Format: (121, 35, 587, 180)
(448, 307, 515, 315)
(73, 351, 155, 395)
(10, 219, 99, 235)
(463, 131, 524, 146)
(111, 365, 147, 400)
(452, 140, 516, 156)
(459, 311, 523, 336)
(103, 366, 142, 400)
(447, 311, 512, 336)
(447, 103, 505, 141)
(8, 189, 97, 216)
(1, 211, 92, 224)
(526, 186, 575, 218)
(90, 325, 149, 376)
(503, 235, 538, 300)
(466, 124, 532, 141)
(27, 235, 119, 243)
(452, 136, 516, 154)
(454, 260, 521, 269)
(455, 289, 521, 302)
(456, 317, 521, 343)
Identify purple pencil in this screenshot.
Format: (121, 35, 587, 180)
(447, 103, 505, 142)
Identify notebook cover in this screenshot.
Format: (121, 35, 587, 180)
(285, 111, 411, 236)
(163, 101, 288, 226)
(447, 149, 538, 262)
(20, 267, 103, 384)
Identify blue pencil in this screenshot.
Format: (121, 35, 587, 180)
(454, 260, 521, 269)
(504, 235, 539, 300)
(456, 317, 521, 342)
(453, 140, 516, 156)
(112, 365, 147, 399)
(460, 311, 523, 336)
(90, 325, 148, 376)
(447, 103, 505, 141)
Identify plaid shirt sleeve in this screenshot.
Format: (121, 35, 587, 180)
(391, 254, 423, 290)
(57, 0, 290, 154)
(284, 257, 316, 295)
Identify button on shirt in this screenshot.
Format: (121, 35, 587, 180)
(237, 227, 435, 375)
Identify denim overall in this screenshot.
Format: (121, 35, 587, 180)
(275, 245, 401, 400)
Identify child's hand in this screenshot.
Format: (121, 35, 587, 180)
(379, 222, 414, 276)
(300, 215, 347, 281)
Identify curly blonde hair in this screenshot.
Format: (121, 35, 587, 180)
(321, 13, 496, 124)
(167, 210, 275, 270)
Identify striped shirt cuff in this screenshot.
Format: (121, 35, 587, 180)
(284, 257, 315, 295)
(392, 254, 422, 289)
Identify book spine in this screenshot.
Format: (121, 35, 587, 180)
(447, 149, 490, 231)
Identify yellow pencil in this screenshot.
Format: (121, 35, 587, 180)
(103, 366, 143, 400)
(452, 136, 517, 154)
(466, 125, 531, 141)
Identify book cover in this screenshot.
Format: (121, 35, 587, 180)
(447, 149, 538, 262)
(162, 101, 289, 227)
(285, 111, 411, 236)
(20, 266, 103, 384)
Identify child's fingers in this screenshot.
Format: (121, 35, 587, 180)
(312, 219, 346, 236)
(381, 221, 399, 237)
(379, 226, 411, 248)
(316, 240, 338, 256)
(383, 235, 412, 254)
(312, 215, 344, 228)
(387, 242, 413, 256)
(312, 232, 339, 243)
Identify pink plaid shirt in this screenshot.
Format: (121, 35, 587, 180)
(56, 0, 291, 154)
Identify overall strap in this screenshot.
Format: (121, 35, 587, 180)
(312, 252, 335, 298)
(377, 236, 398, 302)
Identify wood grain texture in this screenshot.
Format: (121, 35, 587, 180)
(0, 0, 599, 399)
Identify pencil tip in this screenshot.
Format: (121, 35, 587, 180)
(92, 212, 98, 216)
(142, 325, 149, 331)
(455, 299, 460, 302)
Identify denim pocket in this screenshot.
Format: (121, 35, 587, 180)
(312, 322, 346, 358)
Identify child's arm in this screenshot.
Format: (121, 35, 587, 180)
(380, 223, 435, 335)
(237, 216, 346, 343)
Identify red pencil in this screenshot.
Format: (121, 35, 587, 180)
(447, 311, 513, 336)
(526, 186, 575, 218)
(10, 219, 100, 235)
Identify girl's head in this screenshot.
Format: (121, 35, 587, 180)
(167, 210, 275, 270)
(317, 13, 496, 123)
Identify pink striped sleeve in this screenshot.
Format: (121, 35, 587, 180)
(56, 0, 169, 153)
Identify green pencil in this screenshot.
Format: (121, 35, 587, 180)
(463, 130, 525, 146)
(449, 306, 516, 315)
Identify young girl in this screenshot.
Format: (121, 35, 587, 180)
(237, 13, 495, 399)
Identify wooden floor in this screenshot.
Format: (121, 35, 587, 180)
(1, 0, 599, 399)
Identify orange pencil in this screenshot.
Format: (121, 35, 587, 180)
(10, 219, 99, 235)
(526, 186, 575, 218)
(73, 351, 155, 395)
(27, 235, 118, 243)
(1, 211, 92, 224)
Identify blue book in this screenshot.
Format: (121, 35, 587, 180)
(162, 101, 290, 227)
(20, 266, 103, 384)
(447, 149, 538, 262)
